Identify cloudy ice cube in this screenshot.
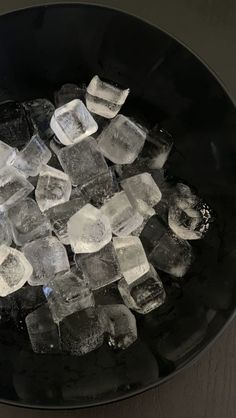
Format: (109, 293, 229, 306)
(113, 236, 149, 284)
(0, 140, 17, 169)
(101, 191, 143, 236)
(23, 236, 69, 286)
(60, 307, 105, 356)
(23, 98, 55, 140)
(13, 134, 52, 177)
(86, 75, 129, 119)
(0, 101, 31, 149)
(118, 264, 166, 314)
(45, 197, 86, 245)
(121, 172, 162, 217)
(144, 126, 173, 169)
(97, 115, 146, 164)
(75, 242, 121, 290)
(8, 198, 51, 246)
(43, 270, 94, 323)
(0, 166, 34, 212)
(50, 99, 98, 146)
(25, 304, 61, 354)
(0, 213, 12, 246)
(68, 204, 112, 254)
(99, 304, 137, 349)
(54, 83, 86, 107)
(0, 245, 33, 296)
(58, 137, 109, 187)
(81, 169, 118, 207)
(35, 165, 71, 212)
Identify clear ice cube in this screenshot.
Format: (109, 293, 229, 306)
(0, 101, 31, 149)
(23, 236, 69, 286)
(50, 99, 98, 146)
(75, 242, 121, 290)
(0, 213, 12, 246)
(54, 83, 86, 107)
(25, 304, 61, 354)
(101, 191, 143, 236)
(0, 140, 17, 169)
(8, 198, 51, 246)
(121, 172, 162, 217)
(35, 165, 71, 212)
(43, 270, 95, 323)
(0, 245, 33, 296)
(97, 115, 146, 164)
(0, 166, 34, 211)
(81, 169, 118, 206)
(68, 204, 112, 254)
(118, 264, 166, 314)
(113, 236, 149, 284)
(58, 137, 109, 187)
(13, 134, 52, 177)
(23, 98, 55, 140)
(144, 126, 173, 169)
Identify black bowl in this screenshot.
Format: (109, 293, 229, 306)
(0, 3, 236, 409)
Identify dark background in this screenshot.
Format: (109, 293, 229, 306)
(0, 1, 236, 417)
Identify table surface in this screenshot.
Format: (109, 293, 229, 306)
(0, 1, 236, 417)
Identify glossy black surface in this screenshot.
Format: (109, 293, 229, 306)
(0, 3, 236, 409)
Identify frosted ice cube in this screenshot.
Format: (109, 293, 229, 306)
(101, 191, 143, 236)
(13, 134, 52, 177)
(144, 126, 173, 169)
(75, 242, 121, 290)
(0, 166, 34, 211)
(8, 198, 51, 246)
(50, 99, 98, 145)
(35, 165, 71, 212)
(23, 236, 69, 286)
(0, 214, 12, 246)
(60, 308, 104, 356)
(121, 172, 162, 217)
(113, 236, 149, 284)
(43, 270, 94, 323)
(23, 98, 55, 140)
(97, 115, 146, 164)
(54, 83, 86, 107)
(25, 304, 61, 354)
(98, 304, 137, 349)
(0, 101, 31, 149)
(81, 169, 118, 206)
(0, 245, 33, 296)
(58, 137, 109, 187)
(0, 140, 17, 169)
(118, 264, 166, 314)
(45, 197, 86, 245)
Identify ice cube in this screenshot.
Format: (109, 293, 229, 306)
(97, 115, 146, 164)
(0, 140, 17, 169)
(23, 98, 55, 140)
(121, 172, 162, 217)
(81, 169, 118, 207)
(14, 285, 46, 317)
(35, 165, 71, 212)
(101, 191, 143, 236)
(68, 204, 112, 254)
(58, 137, 109, 187)
(8, 198, 51, 246)
(0, 166, 34, 211)
(113, 236, 149, 284)
(13, 134, 52, 177)
(43, 270, 95, 323)
(60, 307, 105, 356)
(86, 75, 130, 119)
(50, 99, 98, 146)
(0, 213, 12, 246)
(45, 197, 86, 245)
(25, 304, 61, 354)
(75, 242, 121, 290)
(0, 101, 31, 149)
(23, 236, 69, 286)
(0, 245, 33, 296)
(140, 215, 167, 254)
(54, 83, 86, 107)
(144, 126, 173, 169)
(118, 264, 166, 314)
(98, 304, 137, 349)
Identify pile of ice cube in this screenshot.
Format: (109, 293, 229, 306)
(0, 75, 212, 356)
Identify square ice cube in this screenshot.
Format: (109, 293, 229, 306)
(113, 236, 149, 284)
(97, 115, 146, 164)
(23, 98, 55, 140)
(121, 172, 162, 217)
(144, 126, 173, 169)
(101, 191, 143, 236)
(81, 169, 118, 206)
(0, 166, 34, 211)
(13, 134, 52, 177)
(23, 236, 69, 286)
(35, 165, 71, 212)
(68, 204, 112, 253)
(0, 213, 12, 246)
(8, 198, 51, 246)
(75, 242, 121, 290)
(0, 140, 17, 169)
(54, 83, 86, 107)
(0, 101, 31, 149)
(0, 245, 33, 296)
(50, 99, 98, 145)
